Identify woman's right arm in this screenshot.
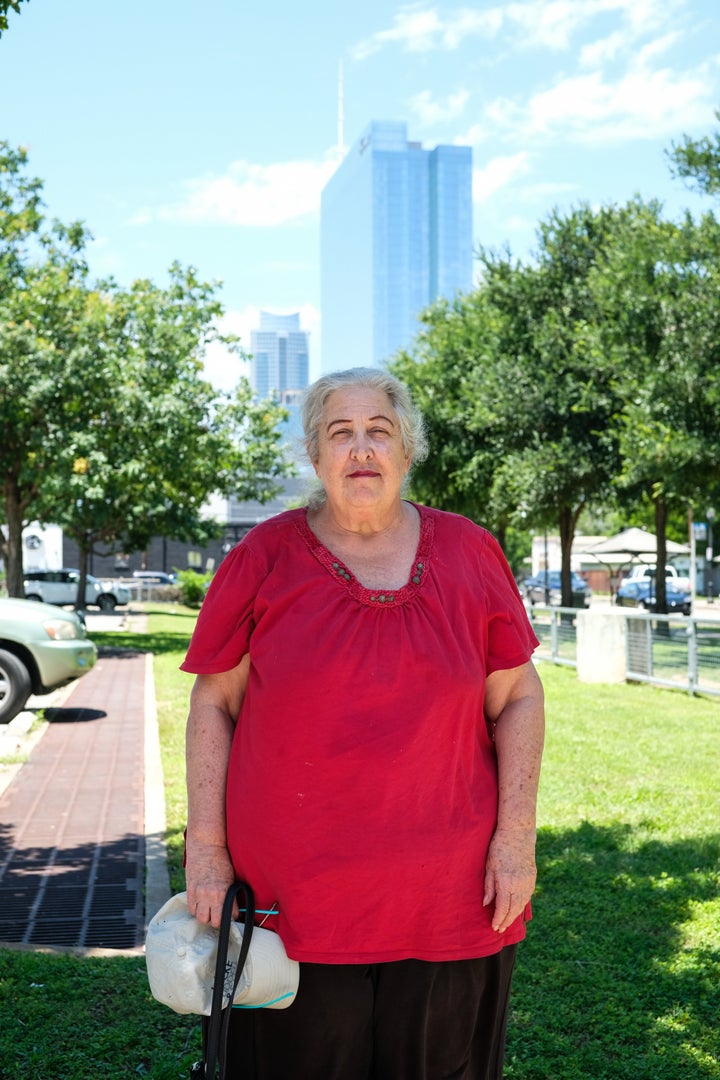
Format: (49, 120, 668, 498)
(185, 655, 250, 927)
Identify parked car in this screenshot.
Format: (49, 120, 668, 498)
(132, 570, 177, 585)
(625, 564, 691, 594)
(23, 569, 131, 611)
(0, 597, 97, 723)
(615, 579, 692, 615)
(523, 570, 592, 608)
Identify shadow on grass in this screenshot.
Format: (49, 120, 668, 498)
(90, 632, 192, 656)
(164, 823, 188, 895)
(507, 822, 720, 1079)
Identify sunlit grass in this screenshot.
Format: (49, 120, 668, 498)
(0, 631, 717, 1078)
(505, 665, 720, 1079)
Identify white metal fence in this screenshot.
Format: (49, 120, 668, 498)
(528, 605, 720, 698)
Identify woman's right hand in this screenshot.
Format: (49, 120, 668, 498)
(185, 840, 236, 928)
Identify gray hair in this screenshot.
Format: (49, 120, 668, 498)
(301, 367, 428, 467)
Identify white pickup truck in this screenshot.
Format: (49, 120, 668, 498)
(626, 564, 691, 593)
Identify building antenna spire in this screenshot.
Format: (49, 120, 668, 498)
(337, 59, 346, 156)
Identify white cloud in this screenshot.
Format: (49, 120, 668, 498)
(519, 180, 579, 201)
(350, 0, 676, 59)
(579, 29, 628, 68)
(351, 5, 503, 59)
(456, 48, 717, 152)
(525, 62, 714, 143)
(473, 152, 531, 202)
(579, 17, 681, 69)
(135, 154, 342, 228)
(409, 89, 469, 126)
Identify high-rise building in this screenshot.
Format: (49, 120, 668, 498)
(250, 311, 309, 399)
(321, 121, 473, 371)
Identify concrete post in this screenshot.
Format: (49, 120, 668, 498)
(576, 609, 627, 684)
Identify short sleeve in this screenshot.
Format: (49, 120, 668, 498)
(482, 532, 539, 674)
(180, 539, 265, 675)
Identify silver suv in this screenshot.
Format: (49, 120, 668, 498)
(23, 569, 131, 611)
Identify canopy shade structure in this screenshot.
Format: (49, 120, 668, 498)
(583, 528, 690, 566)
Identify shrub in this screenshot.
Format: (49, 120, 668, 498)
(174, 569, 211, 608)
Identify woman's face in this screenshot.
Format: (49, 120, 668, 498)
(313, 385, 411, 514)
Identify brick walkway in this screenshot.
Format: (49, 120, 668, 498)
(0, 650, 148, 949)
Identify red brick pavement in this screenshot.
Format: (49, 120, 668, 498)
(0, 650, 147, 949)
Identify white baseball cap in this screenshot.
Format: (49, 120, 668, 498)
(145, 891, 299, 1015)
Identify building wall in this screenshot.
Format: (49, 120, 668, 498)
(321, 120, 473, 372)
(250, 311, 309, 398)
(321, 136, 374, 370)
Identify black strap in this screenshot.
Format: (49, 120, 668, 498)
(202, 881, 256, 1079)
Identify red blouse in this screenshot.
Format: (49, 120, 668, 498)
(182, 505, 539, 963)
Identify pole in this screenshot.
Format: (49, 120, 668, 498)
(707, 508, 715, 603)
(688, 506, 697, 610)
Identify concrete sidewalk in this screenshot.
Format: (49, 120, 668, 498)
(0, 611, 171, 954)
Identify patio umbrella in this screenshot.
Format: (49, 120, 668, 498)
(581, 528, 690, 597)
(585, 527, 689, 562)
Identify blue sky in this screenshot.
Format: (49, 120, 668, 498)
(1, 0, 718, 385)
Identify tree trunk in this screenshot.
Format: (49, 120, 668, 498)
(559, 504, 579, 608)
(2, 477, 27, 597)
(654, 498, 668, 616)
(76, 541, 90, 612)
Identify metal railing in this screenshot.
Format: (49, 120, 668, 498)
(529, 603, 720, 697)
(624, 611, 720, 697)
(527, 605, 580, 668)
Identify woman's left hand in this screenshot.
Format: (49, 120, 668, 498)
(483, 826, 537, 933)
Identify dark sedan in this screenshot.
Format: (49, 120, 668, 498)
(615, 579, 692, 615)
(523, 570, 592, 608)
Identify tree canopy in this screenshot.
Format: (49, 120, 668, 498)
(392, 192, 720, 611)
(668, 107, 720, 199)
(0, 141, 293, 600)
(0, 0, 25, 35)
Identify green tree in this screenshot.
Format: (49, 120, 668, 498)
(37, 266, 293, 606)
(392, 290, 506, 527)
(0, 0, 26, 35)
(0, 139, 91, 596)
(493, 205, 628, 605)
(668, 107, 720, 198)
(0, 143, 293, 601)
(395, 204, 625, 606)
(592, 200, 720, 611)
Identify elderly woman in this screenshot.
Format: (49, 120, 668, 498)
(182, 367, 544, 1079)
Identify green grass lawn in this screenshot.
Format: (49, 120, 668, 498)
(0, 618, 718, 1079)
(507, 665, 720, 1079)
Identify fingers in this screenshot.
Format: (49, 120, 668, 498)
(483, 866, 534, 934)
(488, 883, 525, 933)
(186, 884, 228, 928)
(184, 838, 236, 926)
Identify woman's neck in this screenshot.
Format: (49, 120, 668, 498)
(307, 501, 421, 590)
(310, 498, 411, 541)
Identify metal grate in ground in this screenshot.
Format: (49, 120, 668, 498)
(0, 651, 147, 949)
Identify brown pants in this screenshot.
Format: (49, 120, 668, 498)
(223, 945, 518, 1079)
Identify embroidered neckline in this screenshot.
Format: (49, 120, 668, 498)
(295, 503, 433, 607)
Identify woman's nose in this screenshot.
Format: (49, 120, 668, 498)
(351, 431, 373, 458)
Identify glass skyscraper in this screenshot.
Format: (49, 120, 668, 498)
(321, 121, 473, 371)
(250, 311, 309, 399)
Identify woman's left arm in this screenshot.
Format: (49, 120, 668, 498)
(483, 661, 545, 934)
